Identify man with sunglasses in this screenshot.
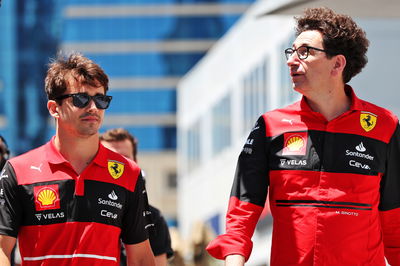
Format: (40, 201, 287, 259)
(207, 7, 400, 266)
(0, 53, 156, 265)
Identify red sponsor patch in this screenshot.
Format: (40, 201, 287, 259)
(34, 184, 60, 211)
(282, 132, 308, 155)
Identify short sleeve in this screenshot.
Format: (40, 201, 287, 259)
(148, 206, 173, 258)
(121, 172, 149, 244)
(0, 162, 22, 237)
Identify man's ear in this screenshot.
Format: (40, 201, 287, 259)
(331, 54, 346, 77)
(47, 100, 60, 118)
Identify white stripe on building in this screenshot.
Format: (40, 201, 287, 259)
(64, 4, 251, 17)
(110, 77, 181, 90)
(60, 40, 215, 54)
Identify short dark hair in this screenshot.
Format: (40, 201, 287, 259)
(45, 53, 109, 101)
(295, 7, 369, 83)
(100, 128, 138, 161)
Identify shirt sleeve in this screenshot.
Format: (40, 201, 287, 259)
(206, 116, 270, 261)
(121, 171, 150, 244)
(0, 162, 21, 238)
(148, 206, 174, 258)
(379, 123, 400, 265)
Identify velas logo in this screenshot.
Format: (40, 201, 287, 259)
(108, 160, 125, 179)
(282, 132, 308, 155)
(360, 111, 377, 132)
(34, 184, 60, 211)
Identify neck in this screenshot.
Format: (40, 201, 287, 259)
(54, 131, 99, 174)
(305, 84, 351, 121)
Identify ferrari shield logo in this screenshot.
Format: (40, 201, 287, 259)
(108, 160, 125, 179)
(360, 112, 377, 132)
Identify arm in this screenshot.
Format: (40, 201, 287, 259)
(125, 240, 156, 266)
(154, 253, 167, 266)
(379, 123, 400, 265)
(0, 235, 16, 266)
(207, 116, 270, 262)
(225, 254, 245, 266)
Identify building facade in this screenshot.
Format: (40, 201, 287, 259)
(0, 0, 254, 223)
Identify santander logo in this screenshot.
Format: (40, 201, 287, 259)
(355, 142, 366, 152)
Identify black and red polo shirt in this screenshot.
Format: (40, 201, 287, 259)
(207, 86, 400, 265)
(0, 137, 149, 265)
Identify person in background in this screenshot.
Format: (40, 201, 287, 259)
(0, 135, 10, 170)
(101, 128, 174, 266)
(0, 136, 19, 266)
(0, 53, 155, 265)
(207, 7, 400, 266)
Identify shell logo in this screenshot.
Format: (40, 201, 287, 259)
(282, 132, 308, 155)
(286, 136, 304, 151)
(37, 189, 57, 207)
(34, 184, 60, 211)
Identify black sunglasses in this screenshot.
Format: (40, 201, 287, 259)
(55, 93, 112, 109)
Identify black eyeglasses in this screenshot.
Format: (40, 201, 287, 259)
(284, 46, 328, 60)
(55, 93, 112, 109)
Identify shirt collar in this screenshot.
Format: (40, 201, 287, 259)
(94, 142, 109, 168)
(45, 136, 108, 168)
(45, 136, 68, 165)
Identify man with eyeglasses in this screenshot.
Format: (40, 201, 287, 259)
(0, 53, 156, 266)
(207, 7, 400, 266)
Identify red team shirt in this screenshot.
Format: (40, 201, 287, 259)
(0, 137, 149, 265)
(207, 86, 400, 265)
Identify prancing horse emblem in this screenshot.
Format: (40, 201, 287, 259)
(108, 160, 125, 179)
(360, 112, 377, 132)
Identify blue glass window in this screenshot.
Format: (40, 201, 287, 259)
(212, 94, 231, 155)
(185, 120, 201, 171)
(107, 89, 176, 114)
(63, 16, 240, 41)
(86, 53, 204, 76)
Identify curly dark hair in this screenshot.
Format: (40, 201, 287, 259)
(295, 7, 369, 83)
(45, 53, 109, 101)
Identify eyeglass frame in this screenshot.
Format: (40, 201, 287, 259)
(284, 45, 331, 60)
(55, 92, 113, 110)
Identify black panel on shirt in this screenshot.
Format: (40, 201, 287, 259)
(0, 162, 21, 237)
(379, 124, 400, 211)
(269, 130, 387, 176)
(0, 161, 149, 245)
(17, 180, 131, 227)
(230, 116, 270, 207)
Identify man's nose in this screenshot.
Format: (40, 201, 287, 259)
(286, 52, 299, 66)
(86, 98, 98, 110)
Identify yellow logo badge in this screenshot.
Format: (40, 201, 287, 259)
(360, 112, 377, 132)
(37, 189, 57, 207)
(108, 160, 125, 179)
